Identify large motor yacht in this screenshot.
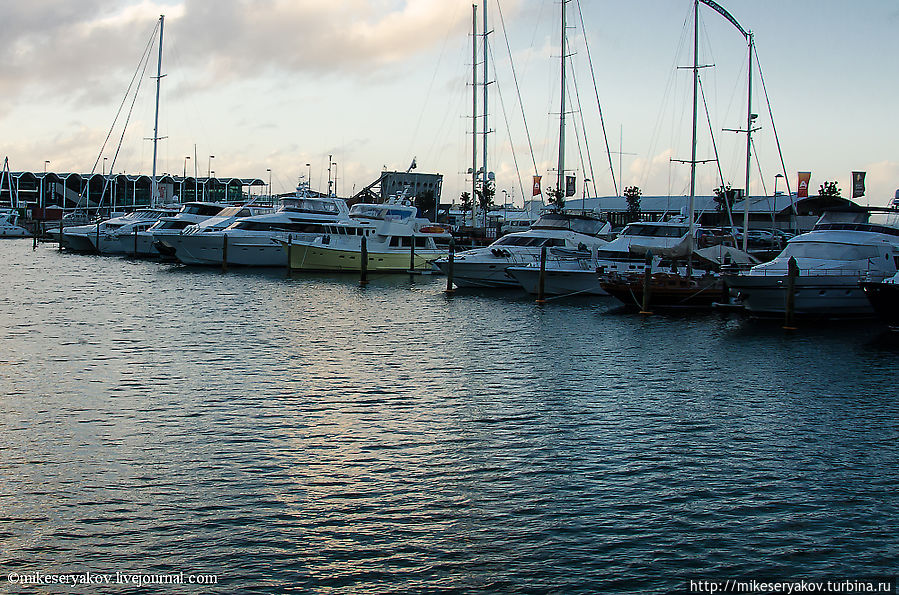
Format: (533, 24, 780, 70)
(61, 207, 177, 252)
(724, 210, 899, 318)
(281, 200, 452, 272)
(434, 211, 611, 289)
(153, 203, 273, 258)
(170, 195, 351, 266)
(98, 202, 229, 256)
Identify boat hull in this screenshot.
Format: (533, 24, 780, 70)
(601, 273, 726, 309)
(434, 259, 527, 288)
(286, 243, 445, 273)
(507, 266, 608, 296)
(725, 273, 876, 318)
(170, 234, 290, 267)
(862, 281, 899, 327)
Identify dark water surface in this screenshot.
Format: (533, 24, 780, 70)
(1, 239, 897, 593)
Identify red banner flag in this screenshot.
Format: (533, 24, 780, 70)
(532, 175, 542, 196)
(797, 172, 811, 198)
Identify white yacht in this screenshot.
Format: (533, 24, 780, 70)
(282, 200, 452, 272)
(0, 210, 30, 237)
(61, 207, 177, 252)
(171, 195, 351, 266)
(153, 203, 273, 258)
(434, 211, 611, 288)
(725, 210, 899, 318)
(99, 202, 228, 256)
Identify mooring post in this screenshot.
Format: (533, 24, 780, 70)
(58, 218, 64, 251)
(286, 235, 293, 271)
(95, 222, 101, 253)
(784, 256, 799, 330)
(221, 233, 228, 273)
(445, 239, 455, 293)
(360, 233, 369, 285)
(640, 250, 653, 315)
(536, 245, 548, 304)
(133, 227, 138, 257)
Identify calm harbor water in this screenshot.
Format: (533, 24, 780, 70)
(1, 238, 897, 593)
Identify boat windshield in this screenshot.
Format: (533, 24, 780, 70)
(350, 205, 413, 221)
(181, 203, 226, 216)
(492, 235, 566, 247)
(779, 241, 883, 261)
(621, 224, 689, 238)
(280, 199, 341, 215)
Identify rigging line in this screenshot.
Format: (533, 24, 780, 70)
(78, 20, 159, 206)
(407, 2, 461, 159)
(642, 3, 692, 191)
(699, 76, 733, 227)
(495, 0, 539, 178)
(99, 38, 156, 210)
(754, 44, 794, 206)
(750, 137, 768, 196)
(575, 0, 617, 197)
(564, 31, 599, 207)
(487, 41, 527, 207)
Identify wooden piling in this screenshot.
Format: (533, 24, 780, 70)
(221, 234, 229, 273)
(410, 238, 416, 273)
(133, 227, 138, 257)
(536, 245, 547, 304)
(58, 218, 64, 251)
(783, 256, 798, 330)
(286, 235, 293, 271)
(360, 233, 369, 285)
(639, 250, 653, 315)
(445, 239, 455, 293)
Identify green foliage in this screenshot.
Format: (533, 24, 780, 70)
(818, 181, 841, 197)
(713, 184, 734, 213)
(460, 191, 473, 211)
(546, 187, 565, 210)
(624, 185, 642, 221)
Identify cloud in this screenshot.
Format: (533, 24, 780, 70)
(0, 0, 476, 108)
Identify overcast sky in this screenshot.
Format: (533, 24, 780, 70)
(1, 0, 896, 207)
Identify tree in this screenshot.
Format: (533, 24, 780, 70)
(624, 185, 642, 222)
(712, 184, 734, 213)
(414, 189, 437, 222)
(475, 182, 495, 227)
(459, 191, 473, 226)
(546, 186, 565, 210)
(818, 181, 841, 197)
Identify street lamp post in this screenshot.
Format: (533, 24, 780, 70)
(208, 155, 214, 178)
(267, 168, 272, 200)
(306, 163, 311, 194)
(184, 156, 190, 178)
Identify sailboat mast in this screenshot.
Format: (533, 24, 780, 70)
(471, 4, 478, 226)
(557, 0, 567, 198)
(742, 32, 754, 252)
(482, 3, 489, 225)
(151, 14, 164, 207)
(689, 0, 699, 257)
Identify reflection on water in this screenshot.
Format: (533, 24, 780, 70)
(1, 239, 897, 592)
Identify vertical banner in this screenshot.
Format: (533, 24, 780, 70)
(797, 172, 811, 198)
(851, 171, 866, 198)
(565, 175, 576, 197)
(532, 175, 542, 196)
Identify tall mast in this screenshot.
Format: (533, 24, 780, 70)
(482, 2, 489, 225)
(151, 14, 165, 207)
(742, 32, 754, 252)
(471, 4, 478, 226)
(688, 0, 699, 265)
(557, 0, 567, 198)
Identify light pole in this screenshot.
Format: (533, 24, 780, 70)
(102, 157, 107, 175)
(208, 155, 214, 178)
(327, 155, 333, 197)
(266, 168, 272, 200)
(184, 156, 190, 178)
(306, 163, 311, 194)
(773, 173, 783, 196)
(332, 161, 338, 197)
(44, 160, 50, 173)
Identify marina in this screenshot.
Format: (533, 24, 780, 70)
(2, 0, 898, 590)
(1, 237, 897, 592)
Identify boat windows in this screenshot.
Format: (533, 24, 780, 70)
(230, 221, 331, 233)
(780, 241, 883, 261)
(280, 199, 341, 215)
(621, 224, 689, 238)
